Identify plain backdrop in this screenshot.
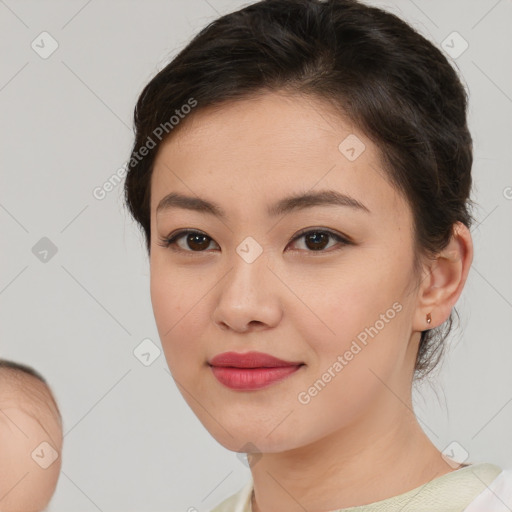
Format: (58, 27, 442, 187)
(1, 1, 511, 511)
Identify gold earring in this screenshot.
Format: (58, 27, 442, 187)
(426, 312, 432, 325)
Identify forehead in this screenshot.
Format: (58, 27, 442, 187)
(150, 92, 409, 224)
(0, 371, 60, 424)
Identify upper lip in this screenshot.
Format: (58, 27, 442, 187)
(208, 351, 304, 368)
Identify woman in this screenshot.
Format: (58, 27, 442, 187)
(123, 0, 512, 510)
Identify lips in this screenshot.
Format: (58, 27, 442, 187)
(208, 351, 303, 368)
(208, 352, 304, 391)
(208, 351, 305, 390)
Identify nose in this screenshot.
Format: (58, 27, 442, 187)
(211, 247, 283, 333)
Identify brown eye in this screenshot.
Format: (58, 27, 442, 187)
(288, 229, 350, 253)
(304, 232, 330, 251)
(184, 232, 211, 251)
(157, 230, 218, 252)
(158, 228, 351, 254)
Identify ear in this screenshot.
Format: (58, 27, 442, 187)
(413, 222, 473, 331)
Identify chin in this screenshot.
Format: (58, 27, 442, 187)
(205, 420, 306, 455)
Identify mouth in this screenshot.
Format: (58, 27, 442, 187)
(208, 351, 305, 390)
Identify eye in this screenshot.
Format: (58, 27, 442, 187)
(287, 228, 351, 253)
(157, 227, 352, 254)
(157, 229, 218, 253)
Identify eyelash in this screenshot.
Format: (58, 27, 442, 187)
(157, 228, 352, 255)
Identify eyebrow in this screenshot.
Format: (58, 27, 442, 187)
(156, 189, 370, 218)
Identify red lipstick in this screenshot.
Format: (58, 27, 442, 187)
(208, 351, 304, 390)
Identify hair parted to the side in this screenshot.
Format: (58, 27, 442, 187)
(123, 0, 475, 382)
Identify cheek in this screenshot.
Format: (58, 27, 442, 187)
(150, 266, 206, 368)
(149, 257, 191, 327)
(288, 267, 386, 345)
(290, 296, 408, 441)
(293, 261, 409, 377)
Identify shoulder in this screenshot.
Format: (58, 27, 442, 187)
(210, 478, 253, 512)
(463, 466, 512, 512)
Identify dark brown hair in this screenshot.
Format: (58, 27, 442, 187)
(124, 0, 475, 381)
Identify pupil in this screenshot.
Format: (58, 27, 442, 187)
(306, 232, 328, 250)
(188, 234, 209, 250)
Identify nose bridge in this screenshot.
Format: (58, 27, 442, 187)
(227, 235, 270, 296)
(212, 236, 281, 330)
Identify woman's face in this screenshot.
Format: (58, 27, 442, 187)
(149, 92, 423, 453)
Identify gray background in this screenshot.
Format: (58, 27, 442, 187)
(1, 1, 511, 511)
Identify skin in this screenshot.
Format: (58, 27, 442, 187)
(0, 372, 63, 512)
(149, 92, 473, 511)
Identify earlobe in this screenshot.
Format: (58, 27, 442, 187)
(414, 222, 473, 331)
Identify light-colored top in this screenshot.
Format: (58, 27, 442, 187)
(211, 462, 512, 512)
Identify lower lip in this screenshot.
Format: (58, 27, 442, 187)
(210, 365, 303, 390)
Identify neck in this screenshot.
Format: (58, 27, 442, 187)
(249, 389, 455, 512)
